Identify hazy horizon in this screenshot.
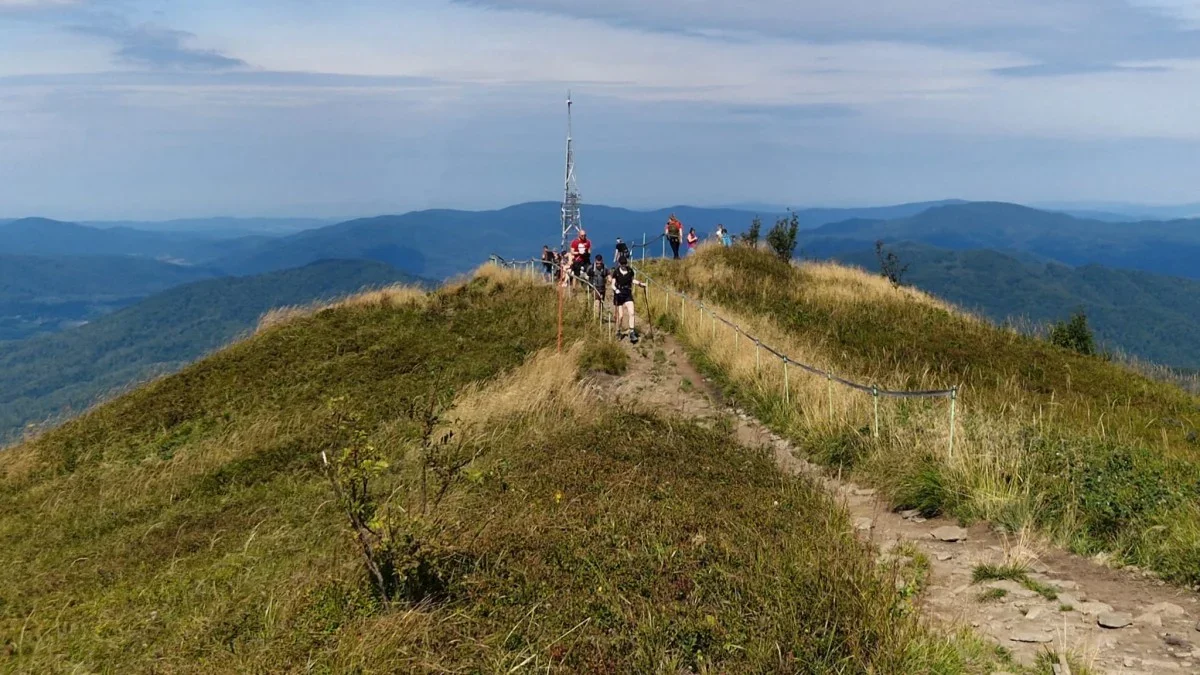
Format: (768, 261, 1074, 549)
(8, 196, 1200, 225)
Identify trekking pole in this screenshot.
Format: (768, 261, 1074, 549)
(826, 372, 833, 422)
(641, 285, 652, 339)
(872, 386, 880, 439)
(642, 233, 647, 261)
(948, 387, 958, 460)
(783, 358, 790, 405)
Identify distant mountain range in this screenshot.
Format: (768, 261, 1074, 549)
(0, 259, 420, 442)
(82, 216, 333, 237)
(806, 202, 1200, 281)
(1037, 202, 1200, 222)
(718, 200, 969, 226)
(7, 198, 1200, 372)
(0, 217, 267, 263)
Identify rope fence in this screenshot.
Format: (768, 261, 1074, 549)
(490, 252, 961, 458)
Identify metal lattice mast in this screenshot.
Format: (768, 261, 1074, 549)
(561, 93, 582, 253)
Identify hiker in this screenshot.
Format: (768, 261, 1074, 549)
(614, 237, 631, 265)
(556, 250, 569, 285)
(718, 224, 732, 247)
(541, 245, 555, 281)
(686, 227, 699, 254)
(569, 229, 592, 284)
(665, 215, 683, 259)
(590, 255, 609, 316)
(611, 255, 647, 342)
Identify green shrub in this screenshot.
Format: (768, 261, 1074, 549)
(765, 212, 799, 261)
(811, 427, 872, 469)
(1033, 438, 1187, 543)
(741, 216, 762, 247)
(1049, 311, 1095, 356)
(892, 455, 961, 518)
(578, 339, 629, 376)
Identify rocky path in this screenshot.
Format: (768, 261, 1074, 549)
(597, 329, 1200, 674)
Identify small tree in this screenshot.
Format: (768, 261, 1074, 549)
(1049, 311, 1095, 356)
(322, 393, 477, 603)
(875, 240, 910, 288)
(766, 211, 799, 261)
(741, 216, 762, 247)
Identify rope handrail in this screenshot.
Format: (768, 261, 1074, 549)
(635, 267, 957, 400)
(491, 255, 609, 299)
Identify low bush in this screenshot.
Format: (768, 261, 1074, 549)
(577, 338, 629, 376)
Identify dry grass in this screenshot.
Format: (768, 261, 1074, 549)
(255, 284, 428, 334)
(644, 246, 1200, 585)
(446, 341, 592, 436)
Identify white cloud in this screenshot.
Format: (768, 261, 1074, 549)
(0, 0, 80, 8)
(1128, 0, 1200, 25)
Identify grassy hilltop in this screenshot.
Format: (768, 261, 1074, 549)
(647, 245, 1200, 585)
(0, 266, 996, 673)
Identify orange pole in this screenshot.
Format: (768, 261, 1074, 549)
(557, 275, 564, 353)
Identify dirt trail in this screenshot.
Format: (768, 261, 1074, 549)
(596, 328, 1200, 674)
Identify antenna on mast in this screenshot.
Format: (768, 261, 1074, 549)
(561, 92, 582, 253)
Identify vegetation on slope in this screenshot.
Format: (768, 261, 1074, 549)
(0, 259, 420, 443)
(646, 245, 1200, 585)
(0, 266, 994, 673)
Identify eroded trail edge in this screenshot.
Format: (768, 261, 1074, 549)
(597, 329, 1200, 674)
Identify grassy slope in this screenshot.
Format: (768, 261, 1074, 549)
(0, 267, 989, 673)
(647, 246, 1200, 584)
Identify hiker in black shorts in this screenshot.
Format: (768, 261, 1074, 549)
(610, 256, 646, 342)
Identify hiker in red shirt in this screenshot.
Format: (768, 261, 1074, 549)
(569, 230, 592, 282)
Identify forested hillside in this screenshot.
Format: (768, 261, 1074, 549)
(0, 254, 218, 340)
(827, 243, 1200, 369)
(0, 260, 419, 441)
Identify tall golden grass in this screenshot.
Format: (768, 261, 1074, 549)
(256, 284, 428, 334)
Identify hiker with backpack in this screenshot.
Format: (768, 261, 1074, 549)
(590, 255, 609, 317)
(665, 215, 683, 259)
(541, 245, 555, 281)
(610, 256, 647, 342)
(614, 237, 631, 266)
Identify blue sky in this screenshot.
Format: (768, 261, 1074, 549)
(2, 0, 1200, 219)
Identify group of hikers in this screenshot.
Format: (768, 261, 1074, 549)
(535, 214, 731, 343)
(665, 214, 732, 259)
(539, 230, 646, 343)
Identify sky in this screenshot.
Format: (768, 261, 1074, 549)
(2, 0, 1200, 219)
